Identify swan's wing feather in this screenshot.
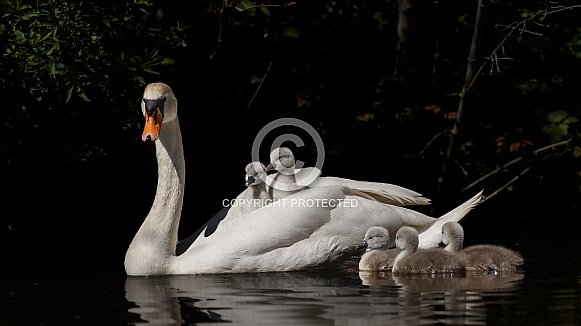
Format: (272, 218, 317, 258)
(175, 206, 229, 255)
(179, 188, 483, 273)
(187, 186, 349, 256)
(240, 196, 442, 271)
(313, 176, 431, 206)
(417, 190, 484, 249)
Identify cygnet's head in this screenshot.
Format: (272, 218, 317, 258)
(141, 82, 178, 142)
(439, 222, 465, 251)
(265, 147, 295, 173)
(394, 226, 419, 251)
(245, 162, 267, 186)
(356, 226, 390, 251)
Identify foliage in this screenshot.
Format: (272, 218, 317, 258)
(1, 0, 580, 234)
(0, 0, 187, 167)
(186, 0, 581, 206)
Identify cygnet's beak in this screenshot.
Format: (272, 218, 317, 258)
(265, 162, 276, 172)
(387, 242, 397, 250)
(355, 240, 368, 250)
(245, 175, 256, 187)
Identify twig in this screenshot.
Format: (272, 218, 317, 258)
(460, 139, 574, 194)
(439, 2, 581, 194)
(247, 61, 273, 108)
(547, 4, 581, 15)
(439, 0, 487, 194)
(482, 166, 531, 202)
(235, 2, 296, 12)
(406, 131, 449, 158)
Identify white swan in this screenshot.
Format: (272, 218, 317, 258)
(265, 147, 432, 206)
(124, 82, 484, 276)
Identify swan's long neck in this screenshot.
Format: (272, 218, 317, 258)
(125, 118, 185, 275)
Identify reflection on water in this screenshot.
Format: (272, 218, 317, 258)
(125, 270, 526, 325)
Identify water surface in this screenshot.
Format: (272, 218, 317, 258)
(3, 231, 581, 325)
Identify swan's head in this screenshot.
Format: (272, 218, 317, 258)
(394, 226, 419, 251)
(356, 226, 390, 251)
(245, 162, 267, 186)
(439, 222, 464, 251)
(141, 82, 178, 142)
(265, 147, 295, 173)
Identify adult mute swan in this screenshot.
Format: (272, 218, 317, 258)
(124, 82, 483, 276)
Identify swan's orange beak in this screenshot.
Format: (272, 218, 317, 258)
(142, 108, 163, 142)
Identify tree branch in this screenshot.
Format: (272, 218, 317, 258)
(438, 0, 487, 194)
(437, 2, 581, 194)
(234, 2, 296, 12)
(247, 61, 273, 108)
(460, 139, 575, 194)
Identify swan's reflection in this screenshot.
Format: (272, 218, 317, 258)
(125, 270, 523, 325)
(125, 272, 354, 325)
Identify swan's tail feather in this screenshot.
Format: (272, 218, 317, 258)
(417, 190, 484, 249)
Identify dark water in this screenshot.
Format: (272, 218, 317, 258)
(2, 231, 581, 325)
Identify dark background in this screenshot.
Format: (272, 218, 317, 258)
(1, 0, 580, 273)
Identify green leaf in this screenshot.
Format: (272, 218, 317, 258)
(283, 26, 299, 38)
(250, 75, 263, 84)
(77, 88, 91, 102)
(542, 124, 564, 143)
(160, 57, 175, 65)
(547, 110, 571, 123)
(574, 146, 581, 159)
(65, 86, 74, 103)
(143, 68, 159, 74)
